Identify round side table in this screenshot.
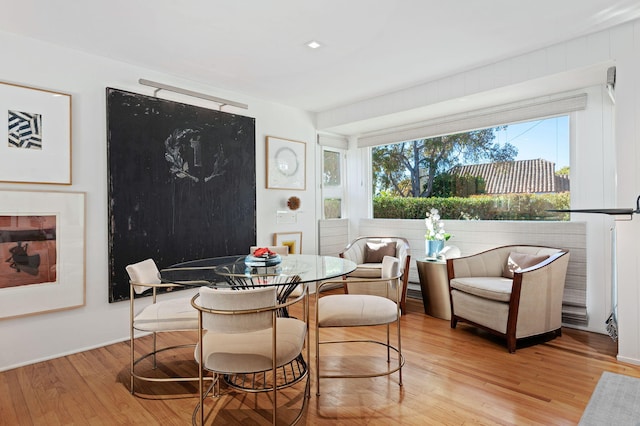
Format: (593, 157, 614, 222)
(415, 258, 451, 320)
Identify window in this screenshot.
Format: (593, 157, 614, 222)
(371, 116, 570, 220)
(322, 148, 345, 219)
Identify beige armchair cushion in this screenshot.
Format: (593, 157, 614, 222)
(449, 276, 513, 302)
(350, 263, 384, 278)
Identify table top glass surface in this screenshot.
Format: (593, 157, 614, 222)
(160, 254, 356, 287)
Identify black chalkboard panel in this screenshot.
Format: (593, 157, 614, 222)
(106, 88, 256, 302)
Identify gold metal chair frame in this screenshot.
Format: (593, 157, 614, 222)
(191, 282, 310, 426)
(315, 273, 405, 396)
(129, 281, 206, 395)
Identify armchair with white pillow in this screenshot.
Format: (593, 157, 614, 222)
(446, 245, 570, 353)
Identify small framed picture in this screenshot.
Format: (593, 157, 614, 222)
(266, 136, 306, 190)
(273, 231, 302, 255)
(0, 81, 72, 184)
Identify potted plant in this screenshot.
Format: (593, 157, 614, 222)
(425, 208, 451, 258)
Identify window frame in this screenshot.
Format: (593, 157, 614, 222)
(321, 146, 347, 219)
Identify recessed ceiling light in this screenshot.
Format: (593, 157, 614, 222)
(306, 40, 322, 49)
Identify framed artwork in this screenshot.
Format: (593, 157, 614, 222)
(273, 231, 302, 255)
(0, 190, 85, 320)
(107, 88, 256, 302)
(266, 136, 306, 190)
(0, 81, 72, 184)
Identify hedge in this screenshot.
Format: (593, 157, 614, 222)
(373, 193, 570, 221)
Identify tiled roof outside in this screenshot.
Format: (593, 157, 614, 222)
(450, 158, 569, 194)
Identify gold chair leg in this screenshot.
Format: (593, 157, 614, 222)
(397, 314, 403, 386)
(130, 285, 135, 394)
(386, 323, 391, 362)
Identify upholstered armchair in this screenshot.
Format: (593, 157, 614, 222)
(315, 256, 404, 395)
(339, 237, 411, 312)
(446, 245, 570, 353)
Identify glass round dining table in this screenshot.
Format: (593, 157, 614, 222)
(159, 254, 356, 393)
(159, 253, 357, 298)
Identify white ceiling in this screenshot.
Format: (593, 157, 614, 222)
(2, 0, 640, 115)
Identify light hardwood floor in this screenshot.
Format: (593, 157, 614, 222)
(2, 296, 639, 425)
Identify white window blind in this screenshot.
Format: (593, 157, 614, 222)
(318, 133, 348, 149)
(357, 92, 587, 148)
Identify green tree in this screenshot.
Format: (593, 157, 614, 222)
(372, 128, 517, 198)
(432, 173, 486, 197)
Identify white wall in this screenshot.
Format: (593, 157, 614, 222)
(334, 20, 640, 363)
(0, 30, 318, 371)
(2, 17, 640, 370)
(610, 22, 640, 366)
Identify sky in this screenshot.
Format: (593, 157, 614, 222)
(493, 115, 570, 170)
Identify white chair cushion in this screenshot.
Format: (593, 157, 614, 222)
(349, 263, 383, 278)
(133, 296, 199, 331)
(195, 317, 306, 373)
(199, 286, 276, 333)
(449, 276, 513, 302)
(126, 258, 161, 294)
(346, 256, 401, 302)
(317, 294, 399, 327)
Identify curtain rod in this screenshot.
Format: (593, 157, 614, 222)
(138, 78, 248, 110)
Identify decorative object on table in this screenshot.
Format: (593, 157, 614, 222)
(273, 231, 302, 254)
(0, 81, 72, 184)
(106, 88, 256, 302)
(424, 208, 451, 258)
(287, 195, 301, 210)
(0, 190, 85, 319)
(266, 136, 306, 190)
(249, 245, 289, 256)
(245, 247, 282, 267)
